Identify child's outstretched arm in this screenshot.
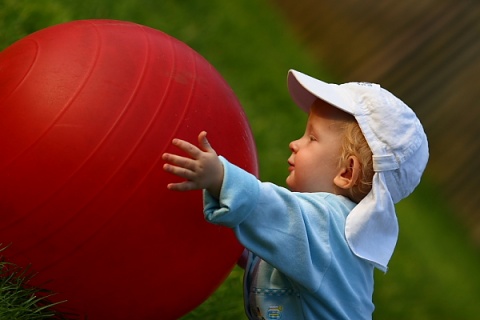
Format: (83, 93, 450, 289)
(162, 131, 224, 199)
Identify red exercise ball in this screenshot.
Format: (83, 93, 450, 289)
(0, 19, 257, 319)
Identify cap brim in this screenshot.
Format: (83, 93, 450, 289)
(287, 69, 353, 115)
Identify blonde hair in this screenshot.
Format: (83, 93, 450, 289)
(338, 121, 374, 202)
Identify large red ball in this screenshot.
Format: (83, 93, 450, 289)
(0, 20, 257, 319)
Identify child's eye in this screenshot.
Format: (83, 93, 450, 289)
(309, 135, 317, 142)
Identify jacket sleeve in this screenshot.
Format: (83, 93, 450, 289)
(203, 157, 352, 292)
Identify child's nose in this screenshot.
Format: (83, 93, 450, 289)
(289, 140, 299, 152)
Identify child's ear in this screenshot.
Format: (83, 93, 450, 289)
(333, 156, 361, 190)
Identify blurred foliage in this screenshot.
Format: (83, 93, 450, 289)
(1, 0, 479, 319)
(374, 179, 480, 319)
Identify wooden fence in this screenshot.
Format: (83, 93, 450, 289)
(270, 0, 480, 243)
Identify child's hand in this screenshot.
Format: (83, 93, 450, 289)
(162, 131, 224, 198)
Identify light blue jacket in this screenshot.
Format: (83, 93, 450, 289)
(204, 157, 375, 319)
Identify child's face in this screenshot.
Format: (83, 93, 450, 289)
(287, 99, 350, 193)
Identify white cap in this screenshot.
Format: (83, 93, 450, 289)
(287, 69, 429, 271)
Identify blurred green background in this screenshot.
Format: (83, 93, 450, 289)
(1, 0, 479, 319)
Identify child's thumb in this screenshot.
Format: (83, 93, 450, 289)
(198, 131, 215, 153)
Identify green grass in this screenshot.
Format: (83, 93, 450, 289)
(1, 0, 480, 319)
(0, 248, 67, 320)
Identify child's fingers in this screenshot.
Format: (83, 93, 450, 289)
(162, 153, 196, 171)
(167, 181, 197, 191)
(198, 131, 215, 153)
(172, 138, 202, 158)
(163, 162, 195, 180)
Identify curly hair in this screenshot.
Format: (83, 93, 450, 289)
(338, 120, 374, 202)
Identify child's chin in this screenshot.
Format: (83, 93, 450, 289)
(286, 177, 296, 191)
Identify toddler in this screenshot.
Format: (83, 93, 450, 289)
(162, 70, 429, 319)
